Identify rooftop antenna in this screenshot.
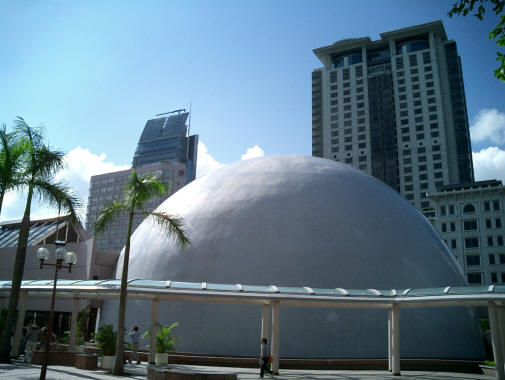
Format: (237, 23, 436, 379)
(186, 102, 192, 160)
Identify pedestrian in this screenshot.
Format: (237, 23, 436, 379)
(128, 326, 141, 364)
(259, 338, 274, 378)
(24, 322, 39, 363)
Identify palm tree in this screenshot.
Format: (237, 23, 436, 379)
(0, 123, 26, 215)
(94, 169, 189, 375)
(0, 117, 82, 363)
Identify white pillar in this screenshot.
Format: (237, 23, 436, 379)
(391, 304, 400, 376)
(261, 304, 270, 339)
(489, 302, 505, 380)
(498, 306, 505, 369)
(271, 300, 280, 375)
(149, 299, 159, 364)
(388, 307, 392, 372)
(69, 298, 79, 351)
(94, 306, 101, 335)
(11, 291, 27, 357)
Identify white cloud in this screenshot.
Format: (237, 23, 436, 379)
(470, 108, 505, 145)
(196, 141, 223, 178)
(0, 147, 129, 223)
(241, 145, 265, 160)
(473, 146, 505, 182)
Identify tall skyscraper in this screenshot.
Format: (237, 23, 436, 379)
(133, 110, 198, 182)
(312, 21, 474, 211)
(86, 109, 198, 252)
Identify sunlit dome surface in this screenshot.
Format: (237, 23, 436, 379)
(102, 156, 483, 358)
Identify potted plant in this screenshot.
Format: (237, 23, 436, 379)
(93, 324, 117, 370)
(142, 322, 178, 365)
(74, 306, 88, 352)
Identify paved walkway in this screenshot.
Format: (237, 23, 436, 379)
(0, 360, 495, 380)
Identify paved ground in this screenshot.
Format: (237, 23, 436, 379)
(0, 360, 496, 380)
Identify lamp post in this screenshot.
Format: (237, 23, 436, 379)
(36, 240, 77, 380)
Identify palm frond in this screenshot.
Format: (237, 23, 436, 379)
(0, 125, 29, 194)
(148, 211, 190, 249)
(32, 145, 65, 179)
(125, 170, 166, 209)
(94, 200, 127, 234)
(13, 116, 43, 148)
(32, 179, 83, 223)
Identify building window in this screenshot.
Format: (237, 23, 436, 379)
(501, 254, 505, 264)
(487, 219, 493, 229)
(494, 200, 501, 211)
(467, 272, 482, 285)
(450, 222, 456, 232)
(484, 201, 490, 211)
(499, 236, 504, 246)
(345, 157, 353, 164)
(343, 68, 350, 80)
(465, 237, 479, 249)
(492, 272, 498, 283)
(442, 223, 447, 232)
(421, 201, 430, 209)
(440, 205, 447, 216)
(451, 239, 457, 249)
(409, 54, 417, 66)
(490, 254, 496, 264)
(466, 255, 480, 266)
(463, 204, 476, 214)
(496, 218, 502, 228)
(488, 236, 494, 247)
(423, 51, 431, 64)
(404, 175, 412, 182)
(464, 220, 478, 231)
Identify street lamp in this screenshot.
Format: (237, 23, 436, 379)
(36, 240, 77, 380)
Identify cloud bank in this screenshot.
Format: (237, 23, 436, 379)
(470, 108, 505, 145)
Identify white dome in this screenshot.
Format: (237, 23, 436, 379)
(102, 156, 483, 358)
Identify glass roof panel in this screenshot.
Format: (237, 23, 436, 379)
(169, 281, 202, 290)
(129, 280, 165, 288)
(312, 288, 341, 296)
(0, 281, 12, 287)
(242, 285, 274, 293)
(55, 280, 82, 285)
(99, 280, 122, 286)
(406, 287, 446, 296)
(276, 287, 307, 294)
(347, 289, 367, 296)
(206, 283, 237, 291)
(448, 286, 489, 294)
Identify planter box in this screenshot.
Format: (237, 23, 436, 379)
(75, 354, 98, 370)
(155, 352, 169, 365)
(479, 364, 496, 376)
(101, 355, 115, 370)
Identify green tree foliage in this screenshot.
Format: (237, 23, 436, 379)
(94, 169, 189, 375)
(0, 117, 82, 363)
(449, 0, 505, 82)
(142, 322, 178, 353)
(0, 124, 27, 215)
(93, 324, 117, 356)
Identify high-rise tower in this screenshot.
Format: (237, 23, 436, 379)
(312, 21, 474, 211)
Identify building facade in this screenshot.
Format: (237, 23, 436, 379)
(428, 180, 505, 286)
(85, 161, 187, 251)
(312, 21, 474, 211)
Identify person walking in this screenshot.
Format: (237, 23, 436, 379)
(259, 338, 274, 378)
(128, 326, 141, 364)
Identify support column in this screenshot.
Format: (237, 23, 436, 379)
(391, 304, 400, 376)
(271, 300, 280, 375)
(489, 302, 505, 380)
(261, 304, 270, 341)
(94, 306, 101, 335)
(498, 306, 505, 369)
(149, 299, 159, 365)
(10, 291, 27, 357)
(388, 307, 392, 372)
(69, 298, 79, 351)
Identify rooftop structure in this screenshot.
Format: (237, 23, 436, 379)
(312, 21, 474, 211)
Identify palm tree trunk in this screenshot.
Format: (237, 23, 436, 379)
(112, 205, 135, 375)
(0, 190, 5, 217)
(0, 187, 33, 363)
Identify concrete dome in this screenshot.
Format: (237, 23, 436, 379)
(102, 156, 483, 358)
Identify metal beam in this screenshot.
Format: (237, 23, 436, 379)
(391, 304, 400, 376)
(388, 307, 392, 372)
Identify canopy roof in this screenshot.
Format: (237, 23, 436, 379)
(1, 279, 504, 308)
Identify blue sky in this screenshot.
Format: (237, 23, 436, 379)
(0, 0, 504, 221)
